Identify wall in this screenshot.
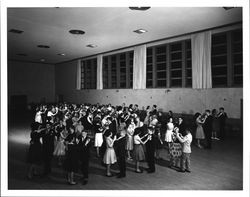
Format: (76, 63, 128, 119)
(55, 60, 243, 119)
(8, 60, 55, 104)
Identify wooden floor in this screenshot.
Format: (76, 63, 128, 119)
(7, 112, 243, 190)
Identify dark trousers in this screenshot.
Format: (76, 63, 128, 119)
(219, 124, 226, 140)
(43, 154, 53, 175)
(117, 156, 126, 176)
(80, 159, 89, 179)
(147, 151, 155, 172)
(181, 153, 191, 171)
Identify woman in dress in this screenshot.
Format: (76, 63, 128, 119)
(64, 126, 78, 185)
(126, 118, 135, 160)
(27, 122, 44, 179)
(103, 130, 117, 177)
(195, 113, 206, 148)
(53, 120, 68, 166)
(133, 127, 150, 173)
(165, 117, 174, 147)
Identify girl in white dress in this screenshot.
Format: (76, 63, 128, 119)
(103, 130, 117, 177)
(126, 118, 136, 160)
(195, 113, 206, 148)
(165, 117, 174, 147)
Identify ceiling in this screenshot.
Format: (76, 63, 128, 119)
(7, 7, 242, 64)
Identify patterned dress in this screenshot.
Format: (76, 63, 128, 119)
(103, 136, 117, 164)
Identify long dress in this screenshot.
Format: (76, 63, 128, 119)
(165, 122, 174, 142)
(103, 137, 117, 164)
(126, 123, 135, 150)
(27, 131, 42, 164)
(196, 117, 205, 139)
(133, 135, 145, 161)
(53, 129, 68, 156)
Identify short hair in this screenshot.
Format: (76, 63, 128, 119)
(219, 107, 224, 111)
(205, 109, 211, 113)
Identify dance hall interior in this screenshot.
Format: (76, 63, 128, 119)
(3, 5, 248, 195)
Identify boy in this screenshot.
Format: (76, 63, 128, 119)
(176, 128, 192, 173)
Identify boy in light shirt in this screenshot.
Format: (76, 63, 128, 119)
(176, 128, 192, 173)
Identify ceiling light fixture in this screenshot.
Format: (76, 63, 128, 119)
(86, 44, 97, 48)
(9, 29, 24, 34)
(129, 7, 151, 11)
(133, 29, 148, 34)
(37, 45, 50, 49)
(69, 29, 85, 35)
(57, 53, 66, 56)
(223, 7, 235, 10)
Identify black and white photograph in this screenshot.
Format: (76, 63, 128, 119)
(1, 0, 250, 197)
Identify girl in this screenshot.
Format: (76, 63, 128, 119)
(195, 113, 206, 148)
(103, 130, 117, 177)
(53, 120, 68, 166)
(94, 120, 104, 157)
(27, 122, 44, 179)
(165, 117, 174, 147)
(64, 126, 78, 185)
(133, 128, 150, 173)
(126, 118, 135, 160)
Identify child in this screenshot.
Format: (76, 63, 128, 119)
(176, 128, 193, 173)
(126, 118, 135, 160)
(133, 127, 150, 173)
(103, 130, 117, 177)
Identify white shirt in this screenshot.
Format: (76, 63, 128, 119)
(177, 133, 192, 153)
(134, 135, 141, 145)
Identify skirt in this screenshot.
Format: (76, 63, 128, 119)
(169, 143, 182, 158)
(126, 135, 133, 150)
(103, 148, 117, 164)
(165, 130, 173, 142)
(196, 125, 205, 139)
(94, 133, 103, 147)
(133, 144, 145, 161)
(27, 142, 42, 164)
(53, 140, 66, 156)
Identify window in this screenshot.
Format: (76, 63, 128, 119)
(81, 58, 97, 89)
(146, 39, 192, 88)
(211, 28, 243, 87)
(103, 51, 133, 89)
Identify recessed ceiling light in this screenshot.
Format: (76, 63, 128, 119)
(16, 53, 27, 56)
(129, 7, 151, 11)
(9, 29, 24, 34)
(40, 58, 45, 62)
(133, 29, 148, 34)
(86, 44, 97, 48)
(57, 53, 66, 56)
(69, 29, 85, 35)
(223, 7, 235, 10)
(37, 45, 50, 49)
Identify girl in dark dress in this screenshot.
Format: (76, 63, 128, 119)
(64, 126, 78, 185)
(27, 122, 44, 179)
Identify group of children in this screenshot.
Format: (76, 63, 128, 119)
(27, 102, 226, 185)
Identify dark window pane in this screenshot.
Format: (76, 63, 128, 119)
(147, 56, 152, 64)
(212, 45, 227, 55)
(233, 42, 242, 53)
(171, 70, 182, 78)
(147, 64, 153, 71)
(171, 43, 182, 51)
(147, 72, 153, 80)
(211, 55, 227, 65)
(147, 48, 153, 56)
(120, 61, 126, 68)
(171, 79, 182, 87)
(212, 66, 227, 76)
(186, 40, 191, 49)
(234, 53, 242, 63)
(186, 50, 191, 58)
(234, 64, 243, 75)
(146, 80, 153, 88)
(212, 76, 227, 86)
(157, 71, 166, 79)
(234, 76, 243, 85)
(156, 46, 166, 54)
(120, 82, 126, 88)
(171, 52, 182, 60)
(120, 53, 126, 60)
(212, 34, 227, 45)
(157, 63, 166, 70)
(156, 54, 166, 62)
(232, 29, 242, 42)
(186, 69, 192, 77)
(157, 80, 166, 87)
(186, 60, 191, 68)
(171, 61, 182, 69)
(186, 78, 192, 87)
(111, 55, 116, 61)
